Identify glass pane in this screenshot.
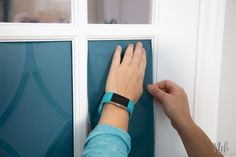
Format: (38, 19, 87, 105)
(0, 0, 71, 23)
(0, 41, 73, 157)
(87, 40, 154, 157)
(88, 0, 152, 24)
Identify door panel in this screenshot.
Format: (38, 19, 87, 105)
(87, 40, 154, 157)
(0, 41, 73, 157)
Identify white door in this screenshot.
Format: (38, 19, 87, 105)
(0, 0, 226, 156)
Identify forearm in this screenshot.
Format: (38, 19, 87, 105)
(99, 103, 129, 131)
(174, 119, 223, 157)
(82, 124, 131, 157)
(82, 104, 131, 157)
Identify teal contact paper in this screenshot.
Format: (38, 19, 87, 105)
(88, 40, 154, 157)
(0, 42, 73, 157)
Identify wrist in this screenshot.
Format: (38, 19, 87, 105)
(171, 116, 195, 132)
(104, 103, 130, 117)
(98, 92, 134, 118)
(99, 103, 129, 131)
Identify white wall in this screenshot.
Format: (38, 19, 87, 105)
(217, 0, 236, 156)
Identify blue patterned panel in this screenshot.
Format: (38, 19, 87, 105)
(0, 42, 73, 157)
(88, 40, 154, 157)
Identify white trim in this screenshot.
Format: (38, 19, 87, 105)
(0, 24, 76, 39)
(78, 0, 87, 26)
(193, 0, 226, 142)
(87, 36, 156, 41)
(85, 24, 158, 36)
(76, 37, 89, 156)
(0, 24, 158, 39)
(152, 0, 160, 28)
(0, 38, 74, 42)
(72, 38, 80, 157)
(152, 36, 158, 157)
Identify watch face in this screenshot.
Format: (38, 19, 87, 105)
(111, 93, 129, 107)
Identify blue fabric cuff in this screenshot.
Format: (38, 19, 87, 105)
(84, 124, 131, 153)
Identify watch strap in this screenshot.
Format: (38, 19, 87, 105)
(98, 92, 134, 118)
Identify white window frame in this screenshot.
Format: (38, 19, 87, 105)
(0, 0, 159, 156)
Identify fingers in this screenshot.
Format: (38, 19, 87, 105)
(121, 44, 134, 65)
(154, 80, 179, 94)
(139, 48, 147, 75)
(131, 42, 143, 67)
(147, 80, 183, 105)
(110, 45, 121, 69)
(147, 84, 167, 104)
(121, 42, 146, 68)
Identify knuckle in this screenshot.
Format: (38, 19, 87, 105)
(133, 71, 140, 79)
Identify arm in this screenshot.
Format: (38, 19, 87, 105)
(82, 42, 147, 156)
(99, 42, 146, 130)
(147, 80, 223, 157)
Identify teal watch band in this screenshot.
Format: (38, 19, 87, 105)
(98, 92, 134, 118)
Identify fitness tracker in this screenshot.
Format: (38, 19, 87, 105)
(98, 92, 135, 118)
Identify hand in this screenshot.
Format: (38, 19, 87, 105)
(147, 80, 224, 157)
(147, 80, 193, 128)
(106, 42, 147, 103)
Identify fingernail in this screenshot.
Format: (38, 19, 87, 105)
(147, 84, 152, 89)
(147, 84, 154, 92)
(117, 45, 121, 50)
(137, 41, 143, 47)
(150, 85, 159, 94)
(128, 44, 134, 48)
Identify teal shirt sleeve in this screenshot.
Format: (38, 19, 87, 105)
(81, 124, 131, 157)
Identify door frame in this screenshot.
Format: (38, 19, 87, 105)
(194, 0, 226, 143)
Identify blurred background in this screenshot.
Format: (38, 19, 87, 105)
(0, 0, 71, 23)
(0, 0, 151, 24)
(88, 0, 151, 24)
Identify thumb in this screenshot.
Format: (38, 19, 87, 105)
(147, 84, 167, 104)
